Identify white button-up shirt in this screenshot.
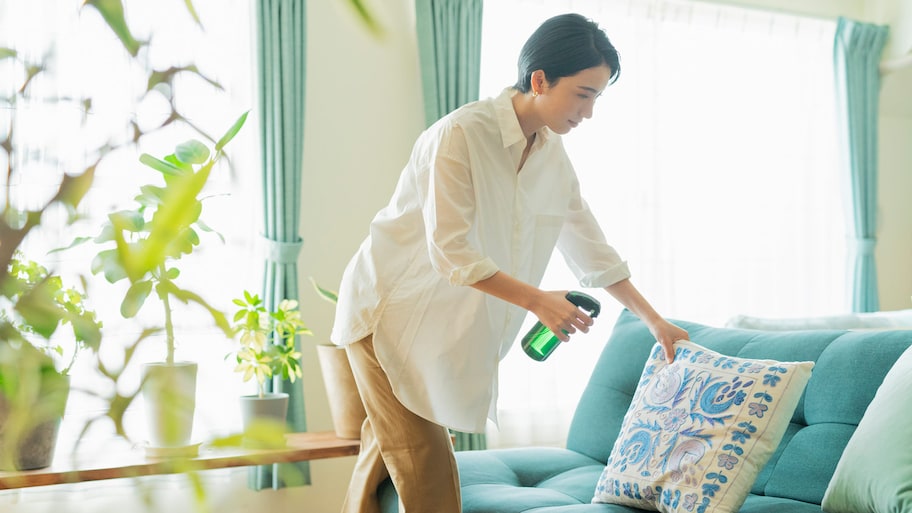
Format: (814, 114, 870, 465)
(331, 88, 630, 433)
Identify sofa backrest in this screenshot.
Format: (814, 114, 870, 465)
(567, 309, 912, 505)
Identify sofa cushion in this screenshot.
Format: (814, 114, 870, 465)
(592, 340, 813, 513)
(457, 447, 605, 511)
(821, 344, 912, 513)
(738, 495, 825, 513)
(379, 446, 652, 512)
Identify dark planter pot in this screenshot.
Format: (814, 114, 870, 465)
(0, 374, 70, 470)
(239, 392, 289, 448)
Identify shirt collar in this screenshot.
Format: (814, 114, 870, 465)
(493, 87, 552, 150)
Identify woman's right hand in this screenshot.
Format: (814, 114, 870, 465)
(469, 273, 594, 341)
(530, 290, 594, 342)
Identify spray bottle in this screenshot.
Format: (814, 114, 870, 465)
(521, 291, 601, 361)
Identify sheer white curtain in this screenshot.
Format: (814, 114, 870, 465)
(480, 0, 841, 448)
(1, 0, 258, 459)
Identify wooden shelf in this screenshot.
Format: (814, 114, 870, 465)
(0, 431, 360, 490)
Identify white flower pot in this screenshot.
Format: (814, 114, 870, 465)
(141, 361, 197, 449)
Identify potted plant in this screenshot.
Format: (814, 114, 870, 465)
(230, 290, 310, 446)
(310, 278, 367, 439)
(72, 113, 247, 452)
(0, 252, 102, 470)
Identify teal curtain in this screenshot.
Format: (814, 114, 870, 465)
(415, 0, 483, 126)
(252, 0, 309, 489)
(415, 0, 485, 451)
(833, 17, 889, 313)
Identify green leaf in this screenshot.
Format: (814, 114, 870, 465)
(121, 280, 153, 318)
(195, 219, 225, 244)
(207, 433, 245, 448)
(238, 418, 287, 448)
(139, 153, 183, 176)
(94, 223, 116, 243)
(347, 0, 385, 38)
(0, 48, 17, 60)
(91, 249, 129, 283)
(310, 277, 339, 304)
(128, 167, 210, 278)
(167, 228, 198, 258)
(15, 279, 64, 339)
(71, 313, 103, 351)
(136, 185, 166, 208)
(165, 283, 233, 337)
(183, 0, 202, 27)
(108, 209, 145, 232)
(48, 236, 93, 254)
(162, 154, 192, 173)
(187, 199, 203, 225)
(82, 0, 143, 57)
(175, 140, 210, 165)
(186, 227, 200, 247)
(214, 111, 248, 152)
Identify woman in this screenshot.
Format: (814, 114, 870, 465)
(331, 12, 688, 513)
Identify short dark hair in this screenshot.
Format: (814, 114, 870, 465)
(513, 13, 621, 93)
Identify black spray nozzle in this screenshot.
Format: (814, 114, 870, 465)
(565, 291, 600, 317)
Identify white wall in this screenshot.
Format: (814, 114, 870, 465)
(295, 0, 426, 510)
(874, 0, 912, 310)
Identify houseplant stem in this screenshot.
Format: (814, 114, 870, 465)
(158, 271, 176, 366)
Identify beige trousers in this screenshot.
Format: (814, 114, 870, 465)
(341, 335, 461, 513)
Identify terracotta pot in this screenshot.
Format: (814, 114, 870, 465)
(315, 344, 366, 439)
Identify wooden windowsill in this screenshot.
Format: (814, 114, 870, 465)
(0, 431, 360, 490)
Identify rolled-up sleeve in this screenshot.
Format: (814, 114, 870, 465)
(422, 125, 500, 286)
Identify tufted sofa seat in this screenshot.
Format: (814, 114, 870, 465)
(378, 309, 912, 512)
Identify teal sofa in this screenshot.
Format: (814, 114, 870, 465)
(378, 309, 912, 512)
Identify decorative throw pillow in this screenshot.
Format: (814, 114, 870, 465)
(592, 340, 814, 513)
(821, 344, 912, 513)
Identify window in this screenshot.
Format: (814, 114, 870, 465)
(1, 0, 259, 454)
(481, 0, 841, 448)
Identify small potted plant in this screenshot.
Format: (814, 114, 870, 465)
(65, 112, 247, 452)
(230, 290, 310, 445)
(0, 252, 102, 470)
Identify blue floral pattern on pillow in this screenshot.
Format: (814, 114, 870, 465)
(592, 340, 813, 513)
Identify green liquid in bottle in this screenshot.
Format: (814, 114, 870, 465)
(521, 291, 601, 361)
